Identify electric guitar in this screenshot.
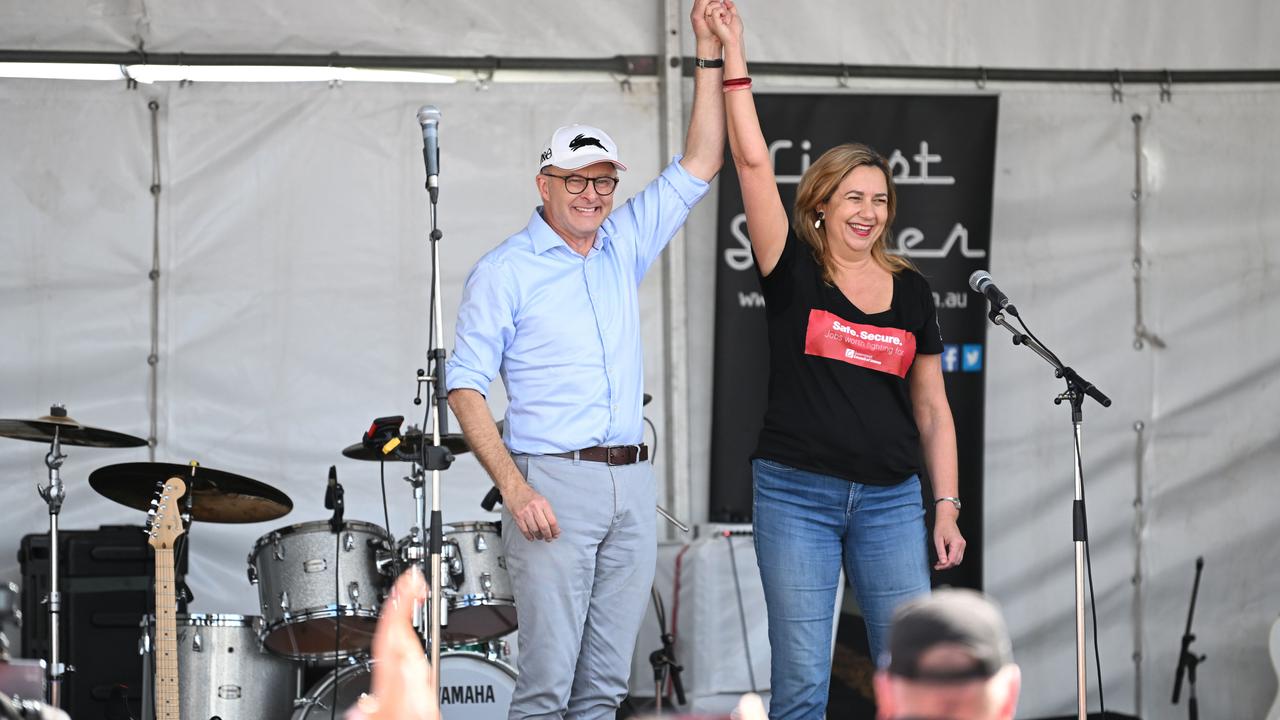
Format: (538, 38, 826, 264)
(146, 477, 187, 720)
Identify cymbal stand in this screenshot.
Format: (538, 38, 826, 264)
(35, 408, 68, 708)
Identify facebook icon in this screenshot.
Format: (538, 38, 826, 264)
(941, 344, 960, 373)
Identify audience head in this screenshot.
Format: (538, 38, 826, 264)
(874, 589, 1020, 720)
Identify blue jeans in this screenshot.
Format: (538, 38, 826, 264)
(752, 458, 930, 720)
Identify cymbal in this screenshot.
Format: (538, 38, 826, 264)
(89, 462, 293, 523)
(342, 428, 471, 462)
(0, 410, 147, 449)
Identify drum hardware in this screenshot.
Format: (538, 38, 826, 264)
(0, 582, 19, 662)
(0, 405, 148, 709)
(1, 585, 45, 709)
(89, 461, 293, 524)
(341, 426, 472, 463)
(0, 691, 69, 720)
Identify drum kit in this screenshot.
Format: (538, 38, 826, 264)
(0, 405, 521, 719)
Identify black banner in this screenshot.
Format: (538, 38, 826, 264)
(708, 94, 998, 589)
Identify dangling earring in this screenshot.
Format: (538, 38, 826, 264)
(813, 211, 825, 230)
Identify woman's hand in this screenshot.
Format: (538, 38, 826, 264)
(933, 508, 966, 570)
(705, 0, 743, 47)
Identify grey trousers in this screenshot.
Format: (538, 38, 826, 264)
(502, 454, 657, 720)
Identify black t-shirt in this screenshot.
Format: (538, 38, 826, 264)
(752, 235, 943, 486)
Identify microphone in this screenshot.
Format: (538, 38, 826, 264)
(416, 105, 441, 203)
(325, 465, 344, 533)
(480, 486, 504, 512)
(968, 269, 1018, 316)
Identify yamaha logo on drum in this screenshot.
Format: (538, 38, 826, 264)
(440, 683, 498, 705)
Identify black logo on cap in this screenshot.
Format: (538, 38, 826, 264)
(540, 148, 553, 163)
(569, 134, 609, 153)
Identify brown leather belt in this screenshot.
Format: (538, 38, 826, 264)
(546, 444, 649, 466)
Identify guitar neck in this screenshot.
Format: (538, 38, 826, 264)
(154, 547, 180, 720)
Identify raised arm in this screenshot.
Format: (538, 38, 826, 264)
(708, 0, 789, 275)
(679, 0, 726, 182)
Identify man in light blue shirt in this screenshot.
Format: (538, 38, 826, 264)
(446, 3, 724, 717)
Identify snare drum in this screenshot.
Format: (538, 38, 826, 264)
(142, 614, 295, 720)
(441, 522, 517, 644)
(248, 520, 393, 659)
(293, 651, 515, 720)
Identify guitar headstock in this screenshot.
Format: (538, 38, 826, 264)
(146, 476, 188, 550)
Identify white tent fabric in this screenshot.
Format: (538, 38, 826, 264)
(3, 2, 1280, 718)
(0, 76, 670, 635)
(3, 1, 1280, 69)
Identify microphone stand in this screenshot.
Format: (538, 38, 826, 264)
(1172, 557, 1206, 720)
(411, 148, 451, 675)
(646, 587, 685, 714)
(985, 306, 1111, 720)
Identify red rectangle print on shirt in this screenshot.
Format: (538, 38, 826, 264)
(803, 309, 917, 378)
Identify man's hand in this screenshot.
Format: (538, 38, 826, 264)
(504, 480, 561, 543)
(690, 0, 721, 47)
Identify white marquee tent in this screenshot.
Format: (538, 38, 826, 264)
(2, 2, 1278, 717)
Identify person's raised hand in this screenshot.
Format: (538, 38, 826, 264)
(690, 0, 720, 46)
(347, 567, 438, 720)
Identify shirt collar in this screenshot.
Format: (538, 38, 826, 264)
(528, 207, 608, 255)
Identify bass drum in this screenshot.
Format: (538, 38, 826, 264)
(293, 651, 515, 720)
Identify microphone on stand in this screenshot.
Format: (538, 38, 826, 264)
(324, 465, 344, 533)
(968, 269, 1018, 316)
(417, 105, 441, 203)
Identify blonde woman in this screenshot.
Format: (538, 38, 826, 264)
(707, 3, 966, 718)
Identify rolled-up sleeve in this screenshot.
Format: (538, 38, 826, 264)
(445, 259, 516, 396)
(609, 155, 710, 279)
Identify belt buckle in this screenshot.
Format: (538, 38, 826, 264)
(606, 446, 625, 466)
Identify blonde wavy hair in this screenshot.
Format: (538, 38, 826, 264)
(792, 143, 914, 282)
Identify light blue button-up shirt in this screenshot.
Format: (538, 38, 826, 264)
(446, 158, 709, 455)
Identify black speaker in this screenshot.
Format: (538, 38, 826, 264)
(17, 524, 187, 720)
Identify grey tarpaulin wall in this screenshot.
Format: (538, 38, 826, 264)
(3, 2, 1280, 717)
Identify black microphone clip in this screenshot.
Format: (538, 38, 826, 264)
(325, 465, 344, 533)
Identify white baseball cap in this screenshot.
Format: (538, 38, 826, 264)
(539, 124, 627, 172)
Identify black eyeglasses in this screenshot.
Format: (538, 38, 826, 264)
(541, 172, 619, 196)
